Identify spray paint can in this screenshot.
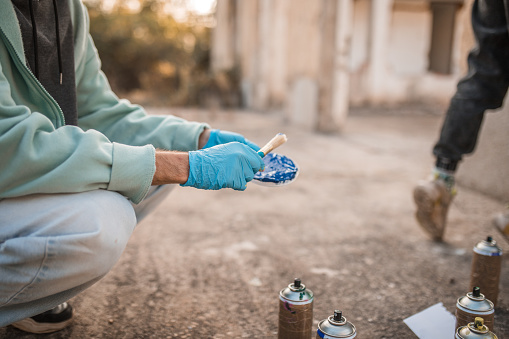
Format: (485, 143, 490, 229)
(469, 236, 502, 307)
(278, 278, 314, 339)
(456, 287, 495, 331)
(455, 317, 498, 339)
(316, 310, 357, 339)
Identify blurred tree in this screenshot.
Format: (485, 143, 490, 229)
(83, 0, 233, 107)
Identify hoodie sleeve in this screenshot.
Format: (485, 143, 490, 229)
(0, 59, 155, 203)
(72, 1, 209, 152)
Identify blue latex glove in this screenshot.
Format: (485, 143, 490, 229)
(203, 129, 260, 152)
(181, 142, 265, 191)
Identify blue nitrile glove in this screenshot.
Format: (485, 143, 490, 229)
(203, 129, 260, 152)
(181, 142, 265, 191)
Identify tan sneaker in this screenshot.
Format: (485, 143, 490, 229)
(413, 179, 454, 241)
(493, 212, 509, 243)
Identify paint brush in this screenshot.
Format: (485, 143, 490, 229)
(253, 133, 298, 186)
(257, 133, 287, 157)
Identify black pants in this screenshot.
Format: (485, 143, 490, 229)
(433, 0, 509, 171)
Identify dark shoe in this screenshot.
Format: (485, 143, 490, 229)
(11, 302, 73, 334)
(413, 178, 454, 241)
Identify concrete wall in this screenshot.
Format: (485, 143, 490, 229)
(350, 0, 466, 106)
(210, 0, 235, 71)
(284, 0, 322, 129)
(213, 0, 354, 132)
(212, 0, 470, 116)
(388, 3, 430, 76)
(457, 102, 509, 203)
(213, 0, 471, 126)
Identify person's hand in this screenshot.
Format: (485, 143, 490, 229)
(181, 142, 264, 190)
(202, 129, 260, 151)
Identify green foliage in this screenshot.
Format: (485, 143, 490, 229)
(84, 0, 226, 106)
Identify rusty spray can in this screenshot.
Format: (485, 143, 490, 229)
(469, 236, 502, 307)
(456, 286, 495, 332)
(456, 317, 498, 339)
(316, 310, 357, 339)
(278, 278, 314, 339)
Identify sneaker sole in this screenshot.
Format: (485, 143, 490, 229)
(11, 316, 73, 334)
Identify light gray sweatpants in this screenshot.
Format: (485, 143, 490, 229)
(0, 185, 174, 326)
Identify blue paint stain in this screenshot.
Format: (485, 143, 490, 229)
(317, 329, 325, 338)
(254, 153, 298, 184)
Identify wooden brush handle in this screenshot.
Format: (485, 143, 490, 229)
(258, 133, 287, 157)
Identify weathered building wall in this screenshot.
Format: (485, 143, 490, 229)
(284, 0, 323, 129)
(212, 0, 470, 131)
(210, 0, 235, 71)
(457, 104, 509, 202)
(213, 0, 354, 132)
(235, 1, 258, 108)
(350, 0, 466, 105)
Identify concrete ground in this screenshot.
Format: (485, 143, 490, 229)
(1, 106, 508, 338)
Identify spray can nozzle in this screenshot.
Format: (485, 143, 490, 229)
(472, 286, 481, 298)
(293, 278, 301, 288)
(334, 310, 342, 322)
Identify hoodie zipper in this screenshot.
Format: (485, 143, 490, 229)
(0, 26, 65, 127)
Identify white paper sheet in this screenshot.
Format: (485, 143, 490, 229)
(403, 302, 456, 339)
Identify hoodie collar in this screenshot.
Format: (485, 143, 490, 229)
(0, 0, 27, 64)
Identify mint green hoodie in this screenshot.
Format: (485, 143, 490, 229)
(0, 0, 208, 204)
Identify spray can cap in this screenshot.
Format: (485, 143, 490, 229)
(457, 287, 494, 312)
(474, 237, 502, 256)
(334, 310, 343, 322)
(474, 317, 487, 331)
(287, 278, 307, 292)
(279, 278, 313, 302)
(317, 310, 356, 337)
(457, 317, 497, 338)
